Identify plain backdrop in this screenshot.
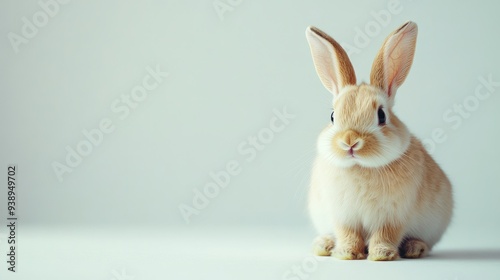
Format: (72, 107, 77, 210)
(0, 0, 500, 279)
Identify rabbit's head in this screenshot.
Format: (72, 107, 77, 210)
(306, 22, 418, 168)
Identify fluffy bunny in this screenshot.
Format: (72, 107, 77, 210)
(305, 21, 453, 261)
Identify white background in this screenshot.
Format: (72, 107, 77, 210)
(0, 0, 499, 279)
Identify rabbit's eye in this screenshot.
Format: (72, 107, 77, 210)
(330, 111, 334, 124)
(378, 107, 386, 125)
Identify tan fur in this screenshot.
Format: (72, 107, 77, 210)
(345, 137, 423, 189)
(333, 226, 366, 260)
(370, 22, 417, 98)
(309, 27, 357, 88)
(306, 21, 453, 262)
(335, 85, 376, 129)
(368, 224, 403, 261)
(313, 235, 335, 256)
(399, 238, 429, 258)
(306, 27, 356, 94)
(332, 130, 379, 158)
(370, 45, 386, 92)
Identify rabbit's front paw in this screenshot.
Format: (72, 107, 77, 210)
(368, 244, 399, 261)
(312, 235, 335, 256)
(332, 246, 366, 260)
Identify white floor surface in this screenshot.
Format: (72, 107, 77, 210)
(0, 225, 499, 280)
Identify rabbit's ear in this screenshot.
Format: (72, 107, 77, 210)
(306, 26, 356, 97)
(370, 21, 418, 102)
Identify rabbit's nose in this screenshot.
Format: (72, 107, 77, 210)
(338, 130, 364, 151)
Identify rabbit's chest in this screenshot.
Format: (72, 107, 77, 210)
(329, 174, 418, 227)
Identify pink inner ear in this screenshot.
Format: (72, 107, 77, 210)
(384, 45, 402, 99)
(382, 24, 418, 99)
(387, 74, 396, 98)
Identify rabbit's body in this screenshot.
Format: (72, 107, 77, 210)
(309, 135, 452, 251)
(305, 23, 453, 260)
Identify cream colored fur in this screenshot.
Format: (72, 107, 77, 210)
(305, 22, 453, 261)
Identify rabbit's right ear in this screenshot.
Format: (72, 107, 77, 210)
(370, 21, 418, 102)
(306, 26, 356, 97)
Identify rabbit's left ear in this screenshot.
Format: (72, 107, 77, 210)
(306, 26, 357, 97)
(370, 21, 418, 102)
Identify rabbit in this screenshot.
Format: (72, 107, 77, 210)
(305, 21, 453, 261)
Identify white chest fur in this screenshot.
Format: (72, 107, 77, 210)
(309, 154, 423, 236)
